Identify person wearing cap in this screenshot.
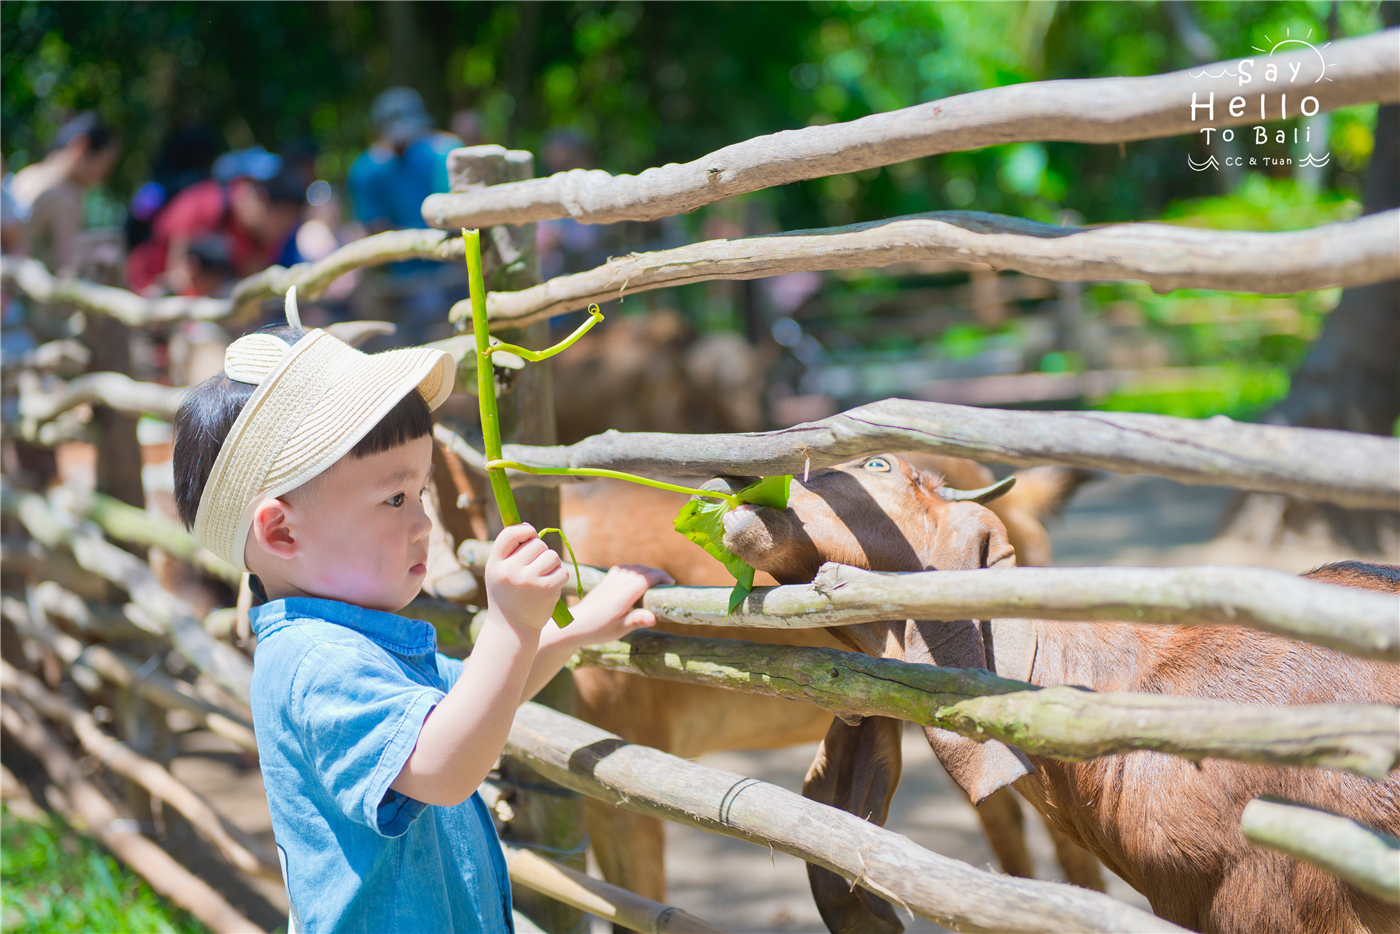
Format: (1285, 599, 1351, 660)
(347, 87, 460, 235)
(347, 87, 469, 344)
(171, 290, 669, 933)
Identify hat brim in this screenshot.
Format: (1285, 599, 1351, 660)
(193, 329, 455, 572)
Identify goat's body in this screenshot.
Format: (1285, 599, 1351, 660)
(1021, 619, 1400, 933)
(721, 455, 1400, 934)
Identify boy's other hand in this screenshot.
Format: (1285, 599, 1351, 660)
(484, 524, 569, 632)
(567, 564, 673, 645)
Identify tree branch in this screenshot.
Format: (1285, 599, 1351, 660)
(0, 592, 256, 753)
(473, 211, 1400, 328)
(572, 629, 1399, 779)
(19, 371, 184, 428)
(495, 398, 1400, 510)
(0, 698, 265, 934)
(1, 483, 253, 704)
(1241, 797, 1400, 904)
(422, 31, 1398, 229)
(505, 702, 1183, 934)
(454, 546, 1398, 661)
(1, 660, 279, 882)
(502, 843, 731, 934)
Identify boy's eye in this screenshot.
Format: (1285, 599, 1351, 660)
(387, 493, 406, 507)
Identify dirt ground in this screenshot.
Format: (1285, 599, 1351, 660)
(153, 473, 1394, 933)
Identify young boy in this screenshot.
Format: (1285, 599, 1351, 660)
(173, 293, 670, 932)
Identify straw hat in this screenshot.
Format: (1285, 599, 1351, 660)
(193, 288, 454, 572)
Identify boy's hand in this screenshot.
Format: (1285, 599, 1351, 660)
(484, 524, 569, 632)
(567, 564, 673, 645)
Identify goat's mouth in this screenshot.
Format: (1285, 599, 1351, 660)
(721, 503, 774, 557)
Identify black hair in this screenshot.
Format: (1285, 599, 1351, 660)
(171, 326, 434, 529)
(262, 167, 309, 205)
(53, 111, 115, 154)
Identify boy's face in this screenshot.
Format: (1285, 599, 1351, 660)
(253, 434, 435, 612)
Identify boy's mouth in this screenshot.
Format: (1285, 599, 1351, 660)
(410, 562, 427, 576)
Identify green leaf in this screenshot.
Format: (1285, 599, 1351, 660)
(673, 475, 791, 614)
(736, 473, 791, 509)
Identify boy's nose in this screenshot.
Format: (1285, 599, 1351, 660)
(409, 505, 432, 542)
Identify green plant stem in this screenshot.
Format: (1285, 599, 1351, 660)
(486, 460, 740, 506)
(464, 228, 573, 626)
(489, 305, 604, 361)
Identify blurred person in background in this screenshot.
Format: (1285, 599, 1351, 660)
(126, 167, 307, 296)
(346, 87, 465, 343)
(348, 87, 458, 233)
(1, 155, 26, 255)
(125, 125, 221, 255)
(10, 112, 121, 276)
(536, 128, 605, 281)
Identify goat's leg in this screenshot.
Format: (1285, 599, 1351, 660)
(974, 787, 1036, 879)
(584, 797, 667, 906)
(1043, 815, 1107, 892)
(802, 715, 905, 934)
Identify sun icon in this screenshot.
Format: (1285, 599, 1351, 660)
(1251, 27, 1339, 83)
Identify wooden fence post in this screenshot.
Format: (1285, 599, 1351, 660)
(447, 145, 586, 934)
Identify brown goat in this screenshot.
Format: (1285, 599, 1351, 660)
(720, 453, 1400, 934)
(557, 458, 1093, 907)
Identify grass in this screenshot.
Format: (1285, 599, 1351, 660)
(1, 804, 210, 934)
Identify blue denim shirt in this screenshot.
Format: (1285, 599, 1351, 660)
(250, 597, 513, 933)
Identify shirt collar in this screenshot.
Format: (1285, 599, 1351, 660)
(250, 597, 438, 655)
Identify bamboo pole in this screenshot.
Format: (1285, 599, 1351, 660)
(0, 698, 266, 934)
(572, 629, 1398, 780)
(453, 548, 1400, 663)
(502, 844, 731, 934)
(1, 660, 279, 882)
(505, 702, 1183, 934)
(492, 398, 1400, 510)
(1241, 797, 1400, 904)
(423, 31, 1398, 230)
(465, 210, 1399, 328)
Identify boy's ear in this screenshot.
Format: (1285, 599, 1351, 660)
(249, 497, 298, 561)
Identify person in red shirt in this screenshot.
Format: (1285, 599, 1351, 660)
(127, 170, 305, 296)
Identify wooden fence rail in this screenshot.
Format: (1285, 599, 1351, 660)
(1, 483, 254, 704)
(492, 399, 1400, 510)
(454, 541, 1400, 661)
(423, 30, 1399, 230)
(506, 701, 1183, 934)
(468, 210, 1400, 328)
(1241, 798, 1400, 904)
(570, 629, 1399, 779)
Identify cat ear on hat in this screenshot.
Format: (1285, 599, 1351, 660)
(222, 287, 303, 385)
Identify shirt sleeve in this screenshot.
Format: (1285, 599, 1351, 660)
(346, 151, 390, 226)
(288, 642, 443, 837)
(435, 652, 465, 691)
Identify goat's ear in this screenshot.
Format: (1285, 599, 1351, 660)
(936, 474, 1016, 505)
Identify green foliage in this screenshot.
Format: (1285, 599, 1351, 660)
(1161, 172, 1360, 231)
(3, 2, 1382, 238)
(673, 475, 792, 613)
(1, 806, 210, 934)
(1098, 364, 1290, 421)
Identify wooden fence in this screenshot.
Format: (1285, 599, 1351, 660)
(2, 31, 1399, 933)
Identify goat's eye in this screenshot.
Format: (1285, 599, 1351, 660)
(864, 457, 891, 472)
